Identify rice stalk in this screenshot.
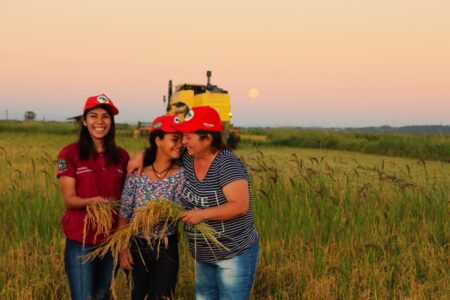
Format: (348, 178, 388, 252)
(84, 224, 132, 267)
(83, 200, 119, 245)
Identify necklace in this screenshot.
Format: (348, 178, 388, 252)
(151, 163, 173, 180)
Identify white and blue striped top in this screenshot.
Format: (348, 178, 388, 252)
(180, 149, 258, 263)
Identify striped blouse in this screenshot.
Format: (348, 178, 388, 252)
(180, 149, 258, 262)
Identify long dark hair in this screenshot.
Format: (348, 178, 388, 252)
(143, 130, 166, 167)
(195, 130, 227, 151)
(78, 106, 120, 165)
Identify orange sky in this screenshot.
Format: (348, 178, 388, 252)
(1, 0, 449, 126)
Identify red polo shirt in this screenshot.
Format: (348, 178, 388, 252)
(57, 143, 130, 245)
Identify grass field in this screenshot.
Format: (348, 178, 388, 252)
(0, 122, 449, 299)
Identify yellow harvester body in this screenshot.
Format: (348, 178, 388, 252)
(167, 84, 231, 122)
(164, 71, 239, 148)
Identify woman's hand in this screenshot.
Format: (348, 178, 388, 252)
(127, 151, 145, 177)
(178, 209, 206, 225)
(120, 250, 133, 271)
(91, 196, 110, 204)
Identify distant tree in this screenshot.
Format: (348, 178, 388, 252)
(24, 111, 36, 121)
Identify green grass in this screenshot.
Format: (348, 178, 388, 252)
(0, 122, 449, 299)
(240, 127, 450, 162)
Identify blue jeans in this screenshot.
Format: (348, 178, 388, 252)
(64, 239, 113, 300)
(195, 242, 259, 300)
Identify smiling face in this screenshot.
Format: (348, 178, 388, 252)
(182, 132, 211, 157)
(156, 132, 183, 160)
(82, 107, 112, 142)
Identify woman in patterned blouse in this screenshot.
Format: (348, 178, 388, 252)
(118, 115, 184, 300)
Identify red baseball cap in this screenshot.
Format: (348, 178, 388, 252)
(179, 106, 223, 133)
(151, 115, 181, 132)
(83, 94, 119, 115)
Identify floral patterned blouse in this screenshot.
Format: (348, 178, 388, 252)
(119, 167, 185, 238)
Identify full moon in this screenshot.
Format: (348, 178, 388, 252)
(248, 88, 259, 99)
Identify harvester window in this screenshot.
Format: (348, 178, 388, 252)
(176, 84, 205, 95)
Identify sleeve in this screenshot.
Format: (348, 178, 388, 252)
(218, 153, 249, 188)
(119, 173, 137, 219)
(172, 169, 186, 205)
(56, 146, 76, 178)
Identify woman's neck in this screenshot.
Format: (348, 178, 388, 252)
(92, 139, 105, 153)
(194, 148, 219, 163)
(152, 153, 173, 171)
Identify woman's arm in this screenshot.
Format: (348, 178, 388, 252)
(58, 176, 108, 209)
(178, 179, 249, 225)
(127, 150, 145, 177)
(118, 217, 133, 270)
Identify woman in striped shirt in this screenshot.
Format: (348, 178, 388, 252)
(177, 106, 259, 300)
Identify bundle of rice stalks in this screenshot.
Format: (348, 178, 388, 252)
(83, 200, 119, 245)
(87, 198, 228, 262)
(132, 198, 229, 252)
(130, 198, 183, 244)
(84, 224, 132, 267)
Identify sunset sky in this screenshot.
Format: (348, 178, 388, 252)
(1, 0, 449, 127)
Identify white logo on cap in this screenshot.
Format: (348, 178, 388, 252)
(97, 96, 109, 104)
(185, 110, 194, 121)
(203, 122, 215, 128)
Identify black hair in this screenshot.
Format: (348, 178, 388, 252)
(143, 130, 183, 167)
(78, 105, 120, 165)
(143, 130, 166, 167)
(195, 130, 227, 151)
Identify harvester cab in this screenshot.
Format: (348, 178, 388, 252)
(163, 71, 240, 149)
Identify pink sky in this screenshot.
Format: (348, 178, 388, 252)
(1, 0, 449, 126)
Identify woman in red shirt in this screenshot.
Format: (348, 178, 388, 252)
(57, 94, 129, 300)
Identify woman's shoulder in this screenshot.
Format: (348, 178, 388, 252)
(216, 149, 248, 173)
(58, 142, 79, 156)
(116, 146, 130, 156)
(116, 147, 130, 161)
(217, 148, 240, 162)
(125, 171, 143, 186)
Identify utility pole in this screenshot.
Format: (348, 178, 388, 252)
(5, 110, 8, 120)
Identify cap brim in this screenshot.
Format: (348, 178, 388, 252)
(86, 104, 119, 115)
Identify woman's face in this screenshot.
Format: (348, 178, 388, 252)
(156, 133, 183, 159)
(182, 133, 210, 156)
(82, 107, 112, 142)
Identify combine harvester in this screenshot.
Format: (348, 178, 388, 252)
(164, 70, 240, 149)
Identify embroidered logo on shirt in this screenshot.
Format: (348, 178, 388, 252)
(57, 159, 67, 172)
(76, 166, 93, 174)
